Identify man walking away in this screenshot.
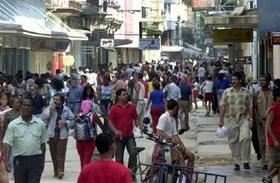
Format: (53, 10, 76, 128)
(77, 133, 132, 183)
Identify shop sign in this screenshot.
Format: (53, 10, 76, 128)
(235, 56, 252, 64)
(213, 29, 253, 44)
(192, 0, 215, 11)
(100, 39, 114, 48)
(271, 32, 280, 45)
(31, 39, 70, 51)
(139, 39, 160, 50)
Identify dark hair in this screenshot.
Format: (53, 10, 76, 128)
(51, 78, 64, 91)
(95, 133, 114, 154)
(21, 94, 34, 105)
(54, 93, 65, 104)
(115, 88, 127, 103)
(232, 72, 243, 81)
(153, 82, 160, 90)
(116, 88, 126, 97)
(260, 75, 270, 83)
(166, 99, 177, 110)
(81, 75, 87, 80)
(137, 72, 144, 79)
(273, 88, 280, 101)
(82, 85, 95, 100)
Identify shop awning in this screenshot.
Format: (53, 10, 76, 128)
(0, 0, 87, 41)
(161, 45, 183, 52)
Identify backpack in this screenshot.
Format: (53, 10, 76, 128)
(73, 113, 97, 140)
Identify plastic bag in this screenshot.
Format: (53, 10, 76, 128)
(133, 127, 142, 138)
(215, 126, 228, 138)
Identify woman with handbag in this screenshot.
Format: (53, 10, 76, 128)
(75, 86, 104, 169)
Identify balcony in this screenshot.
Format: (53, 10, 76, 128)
(164, 0, 177, 4)
(46, 0, 81, 15)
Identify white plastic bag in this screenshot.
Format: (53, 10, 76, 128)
(133, 127, 142, 138)
(215, 126, 228, 138)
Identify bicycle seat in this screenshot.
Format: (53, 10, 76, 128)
(133, 147, 146, 154)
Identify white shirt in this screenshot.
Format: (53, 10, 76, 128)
(202, 80, 213, 93)
(133, 81, 145, 100)
(157, 111, 178, 137)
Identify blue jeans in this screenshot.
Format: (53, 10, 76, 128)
(14, 154, 44, 183)
(115, 137, 137, 170)
(100, 99, 112, 132)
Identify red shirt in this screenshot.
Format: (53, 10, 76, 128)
(77, 160, 132, 183)
(267, 102, 280, 147)
(109, 103, 137, 138)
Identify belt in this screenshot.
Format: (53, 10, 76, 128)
(15, 154, 43, 159)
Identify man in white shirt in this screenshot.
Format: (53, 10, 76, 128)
(156, 99, 194, 168)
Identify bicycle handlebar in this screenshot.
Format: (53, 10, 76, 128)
(145, 134, 179, 149)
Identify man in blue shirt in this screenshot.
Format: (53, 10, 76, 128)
(179, 75, 192, 134)
(67, 76, 83, 116)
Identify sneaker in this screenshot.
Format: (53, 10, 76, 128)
(243, 163, 250, 170)
(262, 176, 273, 183)
(234, 164, 240, 171)
(178, 129, 186, 135)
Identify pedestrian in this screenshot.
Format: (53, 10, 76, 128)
(76, 85, 104, 169)
(178, 75, 192, 134)
(156, 99, 195, 169)
(146, 82, 165, 134)
(215, 70, 230, 113)
(254, 75, 273, 170)
(42, 93, 74, 179)
(262, 88, 280, 183)
(133, 72, 146, 128)
(67, 76, 83, 116)
(192, 80, 200, 110)
(108, 88, 138, 175)
(201, 75, 214, 116)
(98, 74, 113, 133)
(77, 133, 132, 183)
(3, 95, 48, 183)
(219, 72, 253, 170)
(29, 84, 44, 118)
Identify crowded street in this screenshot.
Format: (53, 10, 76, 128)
(27, 104, 272, 183)
(1, 0, 280, 183)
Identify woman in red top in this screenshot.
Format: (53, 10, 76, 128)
(263, 88, 280, 183)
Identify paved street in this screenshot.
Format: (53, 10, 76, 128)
(9, 102, 274, 182)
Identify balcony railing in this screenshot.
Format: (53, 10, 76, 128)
(45, 0, 81, 11)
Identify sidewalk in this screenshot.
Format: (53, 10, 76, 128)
(190, 104, 270, 183)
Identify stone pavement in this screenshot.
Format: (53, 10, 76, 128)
(9, 103, 275, 182)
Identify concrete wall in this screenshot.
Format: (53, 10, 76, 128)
(29, 51, 53, 74)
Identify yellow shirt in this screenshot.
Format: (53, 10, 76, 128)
(221, 87, 252, 122)
(3, 116, 48, 156)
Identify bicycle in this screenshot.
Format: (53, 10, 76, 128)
(132, 132, 182, 183)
